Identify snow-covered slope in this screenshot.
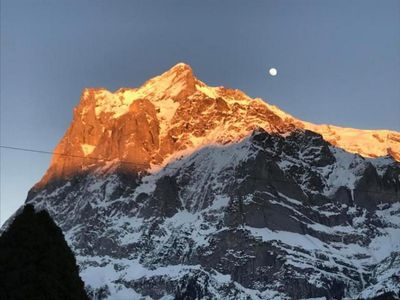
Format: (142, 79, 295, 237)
(265, 102, 400, 161)
(5, 63, 400, 299)
(25, 128, 400, 299)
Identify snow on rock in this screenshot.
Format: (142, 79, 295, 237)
(14, 63, 400, 299)
(23, 129, 400, 299)
(81, 144, 96, 156)
(37, 63, 400, 188)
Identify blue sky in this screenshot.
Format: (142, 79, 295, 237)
(1, 0, 399, 224)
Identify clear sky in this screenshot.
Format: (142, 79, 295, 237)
(1, 0, 399, 224)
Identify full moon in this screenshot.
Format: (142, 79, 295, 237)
(269, 68, 278, 76)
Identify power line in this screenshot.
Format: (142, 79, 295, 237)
(0, 145, 141, 166)
(0, 144, 399, 196)
(0, 145, 170, 168)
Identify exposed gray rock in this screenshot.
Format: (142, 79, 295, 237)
(20, 130, 400, 299)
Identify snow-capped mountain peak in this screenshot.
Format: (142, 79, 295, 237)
(13, 63, 400, 299)
(37, 63, 399, 189)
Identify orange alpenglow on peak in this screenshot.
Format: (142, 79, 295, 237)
(36, 63, 400, 186)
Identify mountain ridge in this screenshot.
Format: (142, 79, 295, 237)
(36, 63, 400, 188)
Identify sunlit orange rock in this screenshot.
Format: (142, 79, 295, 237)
(37, 63, 400, 187)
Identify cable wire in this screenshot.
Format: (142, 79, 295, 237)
(0, 144, 399, 196)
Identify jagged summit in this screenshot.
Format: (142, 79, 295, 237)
(168, 62, 194, 74)
(137, 62, 197, 101)
(37, 63, 400, 186)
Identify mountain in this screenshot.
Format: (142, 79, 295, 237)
(10, 63, 400, 299)
(36, 63, 400, 187)
(0, 204, 88, 300)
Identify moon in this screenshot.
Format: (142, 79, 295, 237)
(269, 67, 278, 77)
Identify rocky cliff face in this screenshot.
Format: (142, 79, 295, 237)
(36, 63, 400, 187)
(19, 63, 400, 299)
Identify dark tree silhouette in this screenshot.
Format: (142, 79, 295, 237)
(0, 204, 88, 300)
